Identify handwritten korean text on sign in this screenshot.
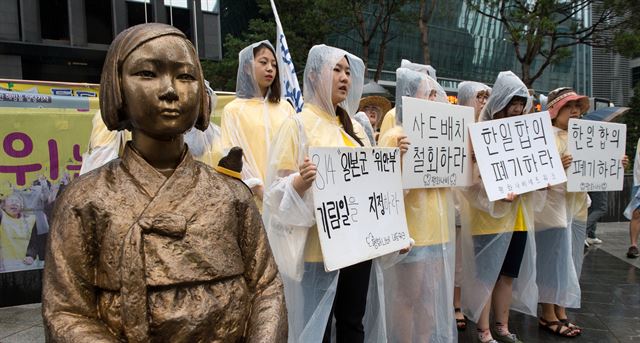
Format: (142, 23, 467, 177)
(310, 147, 410, 272)
(469, 111, 567, 201)
(401, 96, 473, 188)
(567, 119, 626, 192)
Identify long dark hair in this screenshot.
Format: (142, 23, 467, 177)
(494, 95, 527, 119)
(253, 43, 281, 104)
(336, 106, 364, 146)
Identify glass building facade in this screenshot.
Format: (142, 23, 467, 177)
(328, 0, 592, 96)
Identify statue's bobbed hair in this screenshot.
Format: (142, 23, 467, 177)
(99, 23, 209, 131)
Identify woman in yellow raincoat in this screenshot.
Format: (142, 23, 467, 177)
(378, 59, 437, 137)
(263, 44, 387, 343)
(221, 41, 295, 207)
(378, 67, 456, 342)
(459, 71, 543, 343)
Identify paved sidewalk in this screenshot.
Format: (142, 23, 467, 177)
(1, 222, 639, 342)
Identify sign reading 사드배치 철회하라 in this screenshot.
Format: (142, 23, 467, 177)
(401, 96, 474, 189)
(567, 118, 626, 192)
(309, 147, 410, 272)
(469, 111, 567, 201)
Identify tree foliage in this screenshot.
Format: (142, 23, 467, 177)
(466, 0, 640, 88)
(203, 0, 340, 91)
(203, 0, 417, 89)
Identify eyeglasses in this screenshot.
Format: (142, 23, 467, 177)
(476, 94, 489, 102)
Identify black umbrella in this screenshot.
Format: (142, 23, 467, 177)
(582, 107, 630, 122)
(362, 80, 392, 98)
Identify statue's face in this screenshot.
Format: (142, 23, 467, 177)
(121, 35, 201, 139)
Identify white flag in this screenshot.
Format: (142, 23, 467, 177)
(270, 0, 304, 112)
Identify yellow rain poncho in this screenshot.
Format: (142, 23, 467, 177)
(262, 45, 386, 343)
(533, 127, 582, 308)
(378, 59, 444, 138)
(459, 71, 541, 322)
(378, 67, 456, 342)
(221, 40, 295, 202)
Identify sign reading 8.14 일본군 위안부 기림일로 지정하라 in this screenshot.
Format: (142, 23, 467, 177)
(309, 147, 410, 272)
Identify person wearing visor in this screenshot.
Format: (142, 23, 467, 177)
(357, 95, 392, 142)
(221, 41, 295, 208)
(534, 87, 592, 338)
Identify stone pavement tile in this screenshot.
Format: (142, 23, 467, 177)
(0, 325, 45, 343)
(0, 304, 42, 326)
(582, 301, 640, 319)
(597, 223, 640, 269)
(571, 329, 625, 343)
(599, 317, 640, 342)
(0, 322, 33, 340)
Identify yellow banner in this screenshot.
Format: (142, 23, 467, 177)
(0, 79, 99, 97)
(0, 108, 95, 196)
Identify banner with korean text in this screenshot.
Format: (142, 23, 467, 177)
(0, 108, 94, 273)
(401, 96, 474, 188)
(567, 119, 626, 192)
(309, 147, 410, 271)
(270, 0, 303, 112)
(469, 111, 566, 201)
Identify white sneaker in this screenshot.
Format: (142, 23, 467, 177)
(584, 240, 590, 248)
(586, 237, 603, 244)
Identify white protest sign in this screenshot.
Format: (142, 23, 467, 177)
(567, 119, 626, 192)
(270, 0, 303, 112)
(310, 147, 410, 272)
(401, 96, 474, 188)
(469, 111, 567, 201)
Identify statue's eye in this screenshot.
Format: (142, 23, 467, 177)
(135, 70, 155, 78)
(177, 73, 196, 81)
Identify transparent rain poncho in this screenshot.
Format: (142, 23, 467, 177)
(401, 59, 437, 80)
(457, 81, 490, 108)
(478, 71, 532, 122)
(221, 40, 295, 195)
(354, 111, 377, 146)
(80, 85, 224, 175)
(459, 71, 542, 322)
(379, 61, 445, 137)
(532, 127, 584, 308)
(262, 44, 386, 342)
(378, 68, 456, 342)
(624, 139, 640, 222)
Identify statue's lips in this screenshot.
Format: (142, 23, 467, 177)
(159, 109, 180, 117)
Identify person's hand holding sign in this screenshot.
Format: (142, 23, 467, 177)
(561, 154, 573, 170)
(293, 157, 317, 196)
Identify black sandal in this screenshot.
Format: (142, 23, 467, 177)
(455, 308, 467, 331)
(538, 317, 580, 337)
(558, 318, 582, 333)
